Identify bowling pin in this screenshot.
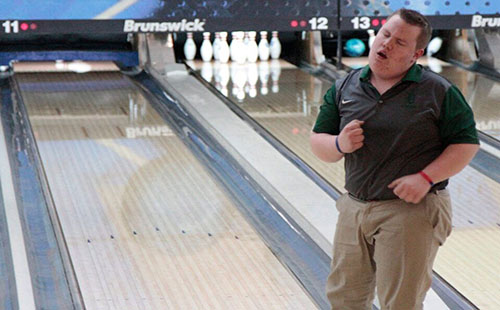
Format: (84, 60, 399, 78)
(367, 29, 376, 49)
(244, 32, 250, 46)
(200, 32, 213, 62)
(247, 31, 259, 63)
(213, 32, 221, 61)
(237, 31, 248, 64)
(239, 31, 248, 63)
(167, 33, 174, 48)
(230, 32, 237, 62)
(242, 32, 249, 63)
(184, 32, 196, 61)
(55, 59, 65, 70)
(258, 31, 270, 61)
(218, 32, 230, 63)
(230, 32, 246, 64)
(270, 31, 281, 59)
(427, 37, 443, 56)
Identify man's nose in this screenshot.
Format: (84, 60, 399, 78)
(383, 38, 394, 50)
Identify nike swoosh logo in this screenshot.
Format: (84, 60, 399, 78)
(341, 99, 354, 104)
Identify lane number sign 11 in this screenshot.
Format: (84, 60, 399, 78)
(2, 20, 19, 33)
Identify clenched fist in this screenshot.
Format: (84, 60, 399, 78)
(388, 173, 431, 204)
(337, 120, 365, 153)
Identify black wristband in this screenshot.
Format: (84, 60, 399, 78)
(335, 136, 344, 154)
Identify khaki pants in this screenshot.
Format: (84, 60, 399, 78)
(326, 190, 452, 310)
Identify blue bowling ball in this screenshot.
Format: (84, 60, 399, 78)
(344, 38, 366, 57)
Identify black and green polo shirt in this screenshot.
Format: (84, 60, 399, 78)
(313, 63, 479, 201)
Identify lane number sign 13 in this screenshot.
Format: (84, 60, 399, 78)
(350, 16, 371, 29)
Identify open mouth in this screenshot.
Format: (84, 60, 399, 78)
(377, 51, 388, 59)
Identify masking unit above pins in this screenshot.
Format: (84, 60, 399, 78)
(1, 0, 498, 36)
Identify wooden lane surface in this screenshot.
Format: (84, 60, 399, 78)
(192, 59, 347, 192)
(435, 166, 500, 310)
(17, 71, 317, 310)
(190, 59, 500, 309)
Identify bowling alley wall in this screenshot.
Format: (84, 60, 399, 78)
(169, 0, 499, 63)
(1, 0, 498, 62)
(1, 0, 498, 33)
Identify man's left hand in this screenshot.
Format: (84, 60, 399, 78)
(388, 173, 431, 204)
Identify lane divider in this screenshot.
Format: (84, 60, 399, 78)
(0, 113, 36, 310)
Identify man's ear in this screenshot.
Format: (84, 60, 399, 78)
(414, 48, 425, 61)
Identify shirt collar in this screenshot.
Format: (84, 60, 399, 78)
(359, 63, 423, 83)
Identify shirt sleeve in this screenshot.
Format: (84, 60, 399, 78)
(312, 85, 341, 135)
(439, 85, 479, 145)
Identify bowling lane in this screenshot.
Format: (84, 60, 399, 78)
(15, 71, 317, 310)
(189, 59, 346, 193)
(189, 59, 500, 309)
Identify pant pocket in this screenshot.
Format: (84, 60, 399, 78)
(335, 192, 349, 212)
(425, 191, 452, 246)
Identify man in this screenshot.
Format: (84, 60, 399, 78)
(310, 9, 479, 310)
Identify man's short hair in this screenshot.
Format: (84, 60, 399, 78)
(388, 8, 432, 50)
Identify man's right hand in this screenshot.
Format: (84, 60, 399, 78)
(337, 120, 365, 153)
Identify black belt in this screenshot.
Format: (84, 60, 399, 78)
(347, 193, 378, 203)
(348, 187, 445, 203)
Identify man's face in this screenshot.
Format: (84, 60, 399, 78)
(368, 14, 424, 81)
